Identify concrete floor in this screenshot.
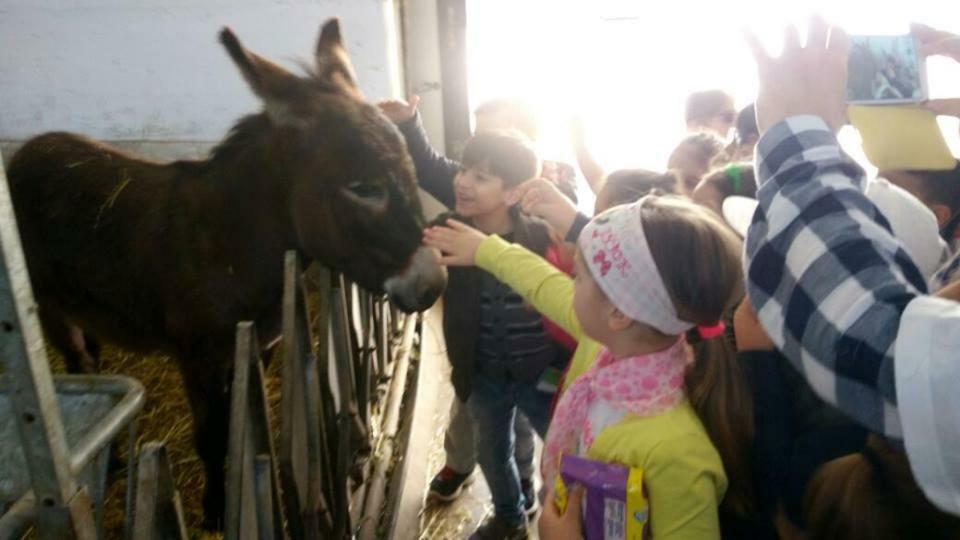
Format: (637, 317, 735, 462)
(413, 308, 542, 540)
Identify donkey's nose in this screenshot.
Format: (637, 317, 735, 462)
(383, 247, 447, 313)
(416, 274, 446, 308)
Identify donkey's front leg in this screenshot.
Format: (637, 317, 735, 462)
(176, 347, 231, 531)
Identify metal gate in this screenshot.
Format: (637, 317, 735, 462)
(224, 252, 420, 539)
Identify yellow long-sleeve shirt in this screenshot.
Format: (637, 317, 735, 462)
(475, 235, 727, 540)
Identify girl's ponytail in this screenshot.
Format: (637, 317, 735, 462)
(686, 328, 755, 516)
(641, 196, 755, 516)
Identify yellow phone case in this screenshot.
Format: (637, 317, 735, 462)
(848, 105, 955, 171)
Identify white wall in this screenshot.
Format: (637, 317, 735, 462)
(0, 0, 403, 155)
(401, 0, 446, 156)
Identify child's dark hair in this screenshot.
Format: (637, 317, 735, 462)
(804, 435, 960, 540)
(685, 90, 735, 125)
(667, 133, 728, 193)
(904, 161, 960, 208)
(668, 133, 726, 167)
(692, 162, 758, 216)
(734, 104, 759, 146)
(596, 169, 680, 213)
(909, 161, 960, 237)
(710, 163, 756, 198)
(641, 196, 754, 516)
(460, 130, 540, 189)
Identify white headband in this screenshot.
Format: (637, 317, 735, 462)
(578, 197, 694, 335)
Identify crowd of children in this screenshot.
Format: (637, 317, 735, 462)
(379, 18, 960, 540)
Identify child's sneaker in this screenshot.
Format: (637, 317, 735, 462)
(469, 515, 529, 540)
(520, 478, 539, 517)
(428, 466, 474, 502)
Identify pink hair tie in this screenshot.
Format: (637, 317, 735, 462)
(697, 322, 726, 340)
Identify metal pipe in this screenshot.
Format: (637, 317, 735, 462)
(68, 380, 145, 474)
(124, 418, 138, 540)
(0, 374, 143, 395)
(357, 313, 416, 540)
(0, 376, 145, 536)
(0, 493, 37, 538)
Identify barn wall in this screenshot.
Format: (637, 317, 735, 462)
(0, 0, 404, 161)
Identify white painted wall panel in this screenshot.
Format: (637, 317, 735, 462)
(0, 0, 401, 143)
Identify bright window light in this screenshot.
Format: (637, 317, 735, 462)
(466, 0, 960, 207)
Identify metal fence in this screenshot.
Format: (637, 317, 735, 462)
(0, 152, 146, 539)
(225, 251, 418, 539)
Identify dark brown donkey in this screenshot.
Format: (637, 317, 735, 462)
(7, 19, 446, 529)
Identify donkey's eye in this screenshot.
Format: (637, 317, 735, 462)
(346, 182, 387, 202)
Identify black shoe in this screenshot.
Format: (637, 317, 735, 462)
(428, 465, 474, 502)
(520, 478, 539, 517)
(469, 515, 529, 540)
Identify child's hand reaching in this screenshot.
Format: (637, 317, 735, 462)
(745, 16, 849, 134)
(539, 486, 585, 540)
(927, 99, 960, 119)
(377, 95, 420, 124)
(913, 23, 960, 63)
(508, 178, 580, 238)
(423, 219, 488, 266)
(913, 24, 960, 121)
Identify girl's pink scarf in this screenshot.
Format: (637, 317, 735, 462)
(541, 339, 689, 483)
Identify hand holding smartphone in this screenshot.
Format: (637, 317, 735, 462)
(847, 35, 927, 105)
(845, 33, 953, 170)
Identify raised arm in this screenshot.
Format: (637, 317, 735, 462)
(743, 20, 929, 437)
(570, 117, 606, 194)
(746, 116, 925, 436)
(379, 97, 459, 208)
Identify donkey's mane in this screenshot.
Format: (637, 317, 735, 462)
(208, 113, 273, 163)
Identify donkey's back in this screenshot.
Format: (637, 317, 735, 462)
(8, 132, 223, 351)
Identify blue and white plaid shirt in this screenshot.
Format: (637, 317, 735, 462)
(745, 116, 931, 439)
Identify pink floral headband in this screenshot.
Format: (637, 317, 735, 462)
(579, 197, 696, 336)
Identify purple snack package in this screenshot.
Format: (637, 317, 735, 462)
(554, 454, 649, 540)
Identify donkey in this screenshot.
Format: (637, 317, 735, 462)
(6, 19, 446, 529)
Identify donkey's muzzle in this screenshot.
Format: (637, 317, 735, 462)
(384, 246, 447, 313)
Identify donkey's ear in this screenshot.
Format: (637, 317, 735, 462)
(314, 18, 363, 98)
(220, 27, 305, 121)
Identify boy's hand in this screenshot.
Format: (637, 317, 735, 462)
(913, 23, 960, 63)
(539, 486, 585, 540)
(746, 17, 849, 134)
(377, 95, 420, 124)
(733, 297, 776, 352)
(508, 178, 579, 238)
(422, 219, 487, 266)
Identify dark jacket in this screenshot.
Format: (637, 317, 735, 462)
(740, 349, 868, 533)
(399, 112, 558, 400)
(397, 112, 459, 208)
(432, 210, 553, 401)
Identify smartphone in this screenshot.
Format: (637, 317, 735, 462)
(847, 35, 927, 105)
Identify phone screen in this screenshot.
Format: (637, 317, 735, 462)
(847, 35, 926, 105)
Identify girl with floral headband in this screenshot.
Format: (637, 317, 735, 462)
(424, 195, 752, 539)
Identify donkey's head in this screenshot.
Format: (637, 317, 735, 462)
(219, 19, 446, 313)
